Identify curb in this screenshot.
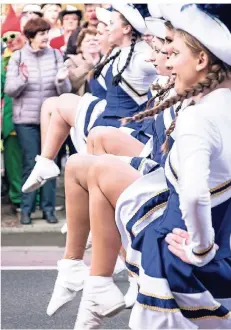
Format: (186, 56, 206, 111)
(1, 218, 66, 234)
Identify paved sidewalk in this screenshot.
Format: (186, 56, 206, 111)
(1, 176, 66, 233)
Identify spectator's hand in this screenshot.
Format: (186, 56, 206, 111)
(84, 52, 100, 66)
(56, 66, 69, 82)
(67, 54, 85, 67)
(19, 63, 28, 80)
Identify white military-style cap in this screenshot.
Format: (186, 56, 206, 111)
(164, 4, 231, 65)
(145, 17, 166, 40)
(96, 7, 111, 26)
(112, 3, 147, 34)
(22, 4, 43, 17)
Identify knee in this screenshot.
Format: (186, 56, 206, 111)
(87, 155, 113, 185)
(65, 154, 92, 179)
(42, 97, 58, 111)
(65, 154, 81, 174)
(88, 127, 107, 144)
(58, 93, 80, 112)
(58, 94, 80, 125)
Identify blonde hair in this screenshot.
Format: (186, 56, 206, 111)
(122, 30, 231, 152)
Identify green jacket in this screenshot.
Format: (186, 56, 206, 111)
(1, 50, 15, 138)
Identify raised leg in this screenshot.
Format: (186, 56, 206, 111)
(42, 93, 80, 160)
(88, 155, 141, 275)
(75, 155, 141, 328)
(22, 93, 81, 193)
(87, 126, 144, 156)
(47, 153, 98, 316)
(40, 96, 58, 150)
(64, 153, 96, 259)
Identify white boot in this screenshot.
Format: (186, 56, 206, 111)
(61, 222, 67, 234)
(113, 256, 126, 275)
(22, 155, 60, 193)
(124, 276, 138, 308)
(47, 259, 89, 316)
(85, 232, 92, 250)
(74, 276, 125, 329)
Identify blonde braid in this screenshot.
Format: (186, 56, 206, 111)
(142, 78, 175, 114)
(121, 64, 227, 126)
(151, 83, 162, 91)
(161, 101, 195, 153)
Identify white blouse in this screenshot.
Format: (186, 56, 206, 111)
(167, 88, 231, 266)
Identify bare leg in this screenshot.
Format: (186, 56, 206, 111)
(87, 126, 144, 156)
(41, 93, 81, 159)
(73, 155, 141, 328)
(63, 153, 97, 260)
(87, 155, 141, 276)
(40, 97, 58, 149)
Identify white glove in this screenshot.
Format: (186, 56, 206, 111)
(182, 238, 217, 267)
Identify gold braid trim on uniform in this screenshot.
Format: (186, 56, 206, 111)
(189, 311, 231, 321)
(179, 303, 221, 311)
(168, 155, 231, 198)
(192, 242, 214, 256)
(140, 290, 174, 300)
(126, 259, 140, 269)
(137, 302, 180, 313)
(128, 270, 139, 278)
(138, 158, 147, 172)
(132, 201, 167, 236)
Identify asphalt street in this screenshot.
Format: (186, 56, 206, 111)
(1, 269, 131, 329)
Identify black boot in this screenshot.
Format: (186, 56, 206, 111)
(20, 213, 32, 225)
(43, 211, 58, 224)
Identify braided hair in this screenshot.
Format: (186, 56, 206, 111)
(161, 100, 195, 153)
(92, 48, 121, 79)
(146, 78, 174, 109)
(121, 30, 230, 127)
(112, 29, 139, 86)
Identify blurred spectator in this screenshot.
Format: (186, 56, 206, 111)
(65, 3, 101, 57)
(50, 5, 82, 54)
(41, 4, 62, 40)
(1, 5, 25, 212)
(142, 29, 154, 47)
(4, 17, 71, 225)
(20, 4, 43, 31)
(101, 4, 112, 9)
(65, 27, 100, 95)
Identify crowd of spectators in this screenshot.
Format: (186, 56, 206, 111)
(1, 3, 154, 224)
(1, 4, 102, 222)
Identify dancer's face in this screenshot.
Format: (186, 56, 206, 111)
(107, 11, 132, 46)
(153, 37, 170, 76)
(167, 31, 210, 94)
(96, 22, 111, 50)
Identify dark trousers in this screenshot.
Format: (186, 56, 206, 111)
(15, 124, 56, 214)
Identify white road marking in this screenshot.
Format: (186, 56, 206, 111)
(1, 266, 57, 270)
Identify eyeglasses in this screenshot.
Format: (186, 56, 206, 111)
(2, 33, 18, 43)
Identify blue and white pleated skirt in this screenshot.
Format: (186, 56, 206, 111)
(70, 93, 106, 152)
(115, 164, 231, 329)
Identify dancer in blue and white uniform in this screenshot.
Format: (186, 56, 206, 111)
(86, 16, 174, 156)
(62, 4, 230, 329)
(22, 3, 156, 193)
(50, 16, 177, 315)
